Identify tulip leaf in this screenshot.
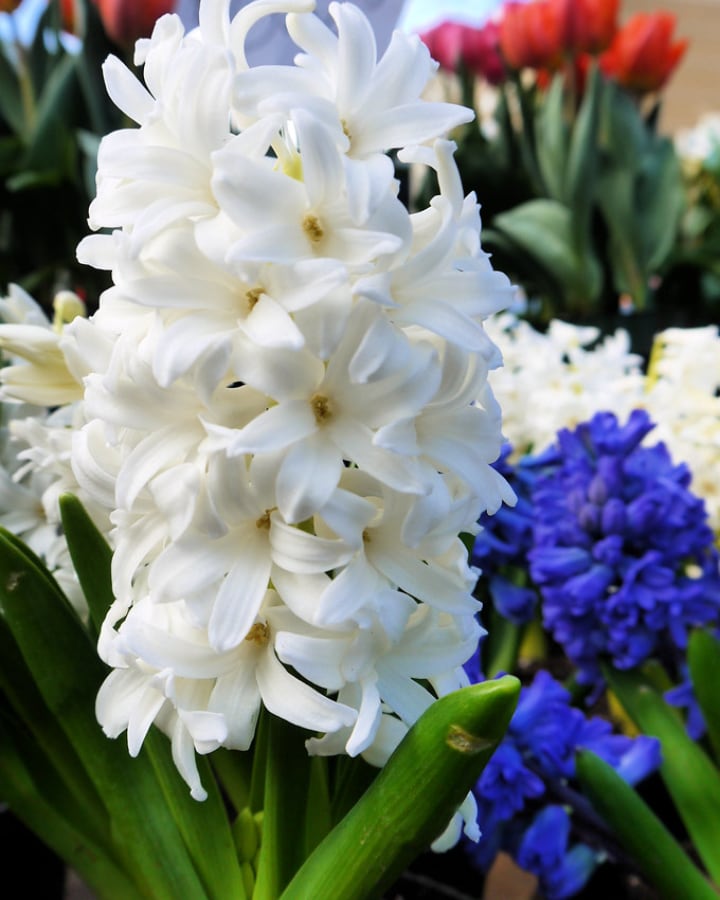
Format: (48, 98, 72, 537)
(491, 199, 602, 314)
(576, 749, 718, 900)
(596, 167, 647, 306)
(535, 73, 568, 202)
(281, 676, 520, 900)
(605, 665, 720, 887)
(637, 138, 685, 272)
(688, 629, 720, 764)
(0, 48, 25, 135)
(0, 528, 209, 900)
(595, 80, 685, 309)
(564, 61, 602, 257)
(20, 51, 78, 177)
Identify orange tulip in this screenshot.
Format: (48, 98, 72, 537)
(94, 0, 175, 48)
(499, 0, 566, 72)
(0, 0, 22, 12)
(600, 11, 688, 93)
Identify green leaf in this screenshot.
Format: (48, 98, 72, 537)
(508, 74, 543, 194)
(0, 619, 111, 846)
(0, 714, 142, 900)
(21, 51, 79, 177)
(564, 61, 602, 257)
(0, 528, 209, 900)
(0, 48, 25, 134)
(637, 139, 685, 272)
(281, 676, 520, 900)
(492, 199, 602, 314)
(688, 629, 720, 764)
(145, 731, 248, 900)
(596, 171, 647, 305)
(606, 665, 720, 886)
(482, 605, 523, 678)
(75, 0, 123, 136)
(599, 80, 647, 170)
(534, 73, 568, 202)
(59, 492, 114, 637)
(576, 749, 718, 900)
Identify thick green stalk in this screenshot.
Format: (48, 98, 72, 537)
(281, 677, 520, 900)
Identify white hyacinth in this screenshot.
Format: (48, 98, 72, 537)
(0, 286, 95, 616)
(484, 313, 646, 458)
(0, 0, 514, 837)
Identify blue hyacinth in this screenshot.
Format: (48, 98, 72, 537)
(527, 409, 720, 685)
(471, 443, 538, 624)
(463, 669, 661, 898)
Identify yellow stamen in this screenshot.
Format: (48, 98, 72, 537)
(245, 287, 263, 313)
(245, 622, 270, 645)
(255, 510, 272, 530)
(310, 392, 332, 424)
(302, 214, 324, 243)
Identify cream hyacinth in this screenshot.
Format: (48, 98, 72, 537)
(0, 0, 515, 837)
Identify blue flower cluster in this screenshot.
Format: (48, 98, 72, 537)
(527, 409, 720, 684)
(463, 668, 661, 899)
(471, 443, 538, 624)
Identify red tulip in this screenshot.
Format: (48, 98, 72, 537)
(419, 20, 466, 74)
(420, 19, 506, 85)
(94, 0, 175, 48)
(553, 0, 619, 54)
(460, 20, 506, 85)
(498, 0, 566, 72)
(599, 11, 688, 93)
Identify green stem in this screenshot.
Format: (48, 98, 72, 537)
(253, 714, 315, 899)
